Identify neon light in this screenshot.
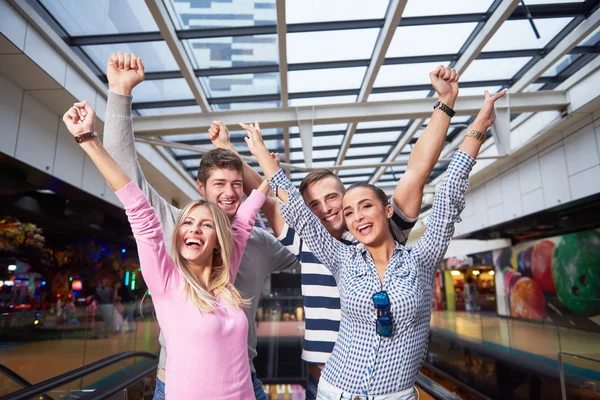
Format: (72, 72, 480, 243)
(131, 273, 136, 291)
(71, 279, 82, 291)
(124, 271, 130, 286)
(8, 265, 16, 271)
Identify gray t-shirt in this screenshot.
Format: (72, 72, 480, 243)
(103, 92, 301, 373)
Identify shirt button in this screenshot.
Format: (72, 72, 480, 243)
(401, 269, 409, 277)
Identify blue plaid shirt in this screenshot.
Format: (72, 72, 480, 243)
(268, 150, 475, 395)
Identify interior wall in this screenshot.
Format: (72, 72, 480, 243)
(0, 71, 121, 206)
(456, 111, 600, 237)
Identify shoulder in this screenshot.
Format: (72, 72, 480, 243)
(340, 230, 357, 245)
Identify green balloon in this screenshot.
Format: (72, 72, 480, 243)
(552, 231, 600, 317)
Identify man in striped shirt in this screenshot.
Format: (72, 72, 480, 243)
(211, 65, 460, 398)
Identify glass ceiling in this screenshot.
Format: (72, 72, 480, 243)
(31, 0, 600, 190)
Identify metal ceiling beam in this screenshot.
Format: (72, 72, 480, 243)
(131, 76, 566, 109)
(138, 137, 502, 172)
(369, 0, 521, 185)
(133, 46, 600, 81)
(144, 0, 210, 112)
(64, 2, 591, 46)
(275, 0, 291, 173)
(511, 8, 600, 93)
(335, 0, 408, 169)
(133, 91, 569, 136)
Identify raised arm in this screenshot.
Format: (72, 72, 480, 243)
(229, 181, 269, 280)
(413, 89, 507, 268)
(241, 122, 352, 279)
(62, 103, 175, 296)
(209, 121, 287, 237)
(102, 52, 181, 232)
(393, 65, 459, 220)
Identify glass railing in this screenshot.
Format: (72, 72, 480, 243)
(427, 307, 600, 399)
(559, 352, 600, 399)
(0, 290, 159, 399)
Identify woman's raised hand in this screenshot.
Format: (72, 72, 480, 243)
(240, 121, 265, 156)
(472, 89, 508, 133)
(62, 100, 96, 136)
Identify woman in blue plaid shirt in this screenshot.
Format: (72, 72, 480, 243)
(243, 89, 506, 400)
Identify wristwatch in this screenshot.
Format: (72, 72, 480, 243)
(75, 131, 98, 143)
(465, 129, 486, 143)
(433, 101, 455, 118)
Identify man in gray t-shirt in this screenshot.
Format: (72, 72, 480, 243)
(103, 52, 300, 400)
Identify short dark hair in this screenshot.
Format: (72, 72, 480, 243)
(299, 169, 345, 198)
(197, 148, 244, 185)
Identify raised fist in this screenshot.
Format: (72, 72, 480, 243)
(62, 100, 96, 136)
(208, 121, 231, 149)
(107, 52, 145, 96)
(429, 65, 459, 103)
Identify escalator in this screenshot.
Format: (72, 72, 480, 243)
(0, 352, 158, 400)
(1, 351, 469, 400)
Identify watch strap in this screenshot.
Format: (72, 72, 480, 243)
(75, 131, 98, 144)
(465, 129, 486, 143)
(433, 101, 455, 118)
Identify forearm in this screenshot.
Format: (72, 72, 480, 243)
(80, 139, 131, 191)
(393, 97, 455, 218)
(407, 106, 453, 178)
(458, 120, 487, 159)
(255, 146, 288, 203)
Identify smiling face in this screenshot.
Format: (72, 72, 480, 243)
(198, 168, 243, 220)
(177, 205, 219, 264)
(342, 186, 394, 247)
(303, 176, 346, 239)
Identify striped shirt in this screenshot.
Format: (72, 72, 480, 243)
(277, 201, 416, 364)
(269, 151, 475, 394)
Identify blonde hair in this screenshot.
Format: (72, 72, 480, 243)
(171, 200, 249, 312)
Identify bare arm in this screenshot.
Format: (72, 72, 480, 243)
(393, 65, 459, 219)
(209, 121, 287, 237)
(412, 88, 507, 268)
(62, 102, 130, 191)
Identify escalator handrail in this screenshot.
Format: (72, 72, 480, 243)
(0, 364, 53, 400)
(416, 372, 464, 400)
(78, 363, 158, 400)
(423, 361, 494, 400)
(0, 351, 158, 400)
(558, 352, 600, 363)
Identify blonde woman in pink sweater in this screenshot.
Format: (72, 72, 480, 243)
(62, 101, 268, 399)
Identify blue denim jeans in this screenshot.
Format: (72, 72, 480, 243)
(153, 377, 165, 400)
(306, 372, 319, 400)
(252, 374, 268, 400)
(154, 373, 266, 399)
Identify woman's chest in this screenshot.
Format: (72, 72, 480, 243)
(158, 297, 248, 340)
(339, 255, 427, 324)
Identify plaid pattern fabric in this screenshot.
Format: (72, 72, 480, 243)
(278, 200, 415, 364)
(268, 150, 475, 395)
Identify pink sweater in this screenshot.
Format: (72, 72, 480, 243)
(116, 182, 266, 399)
